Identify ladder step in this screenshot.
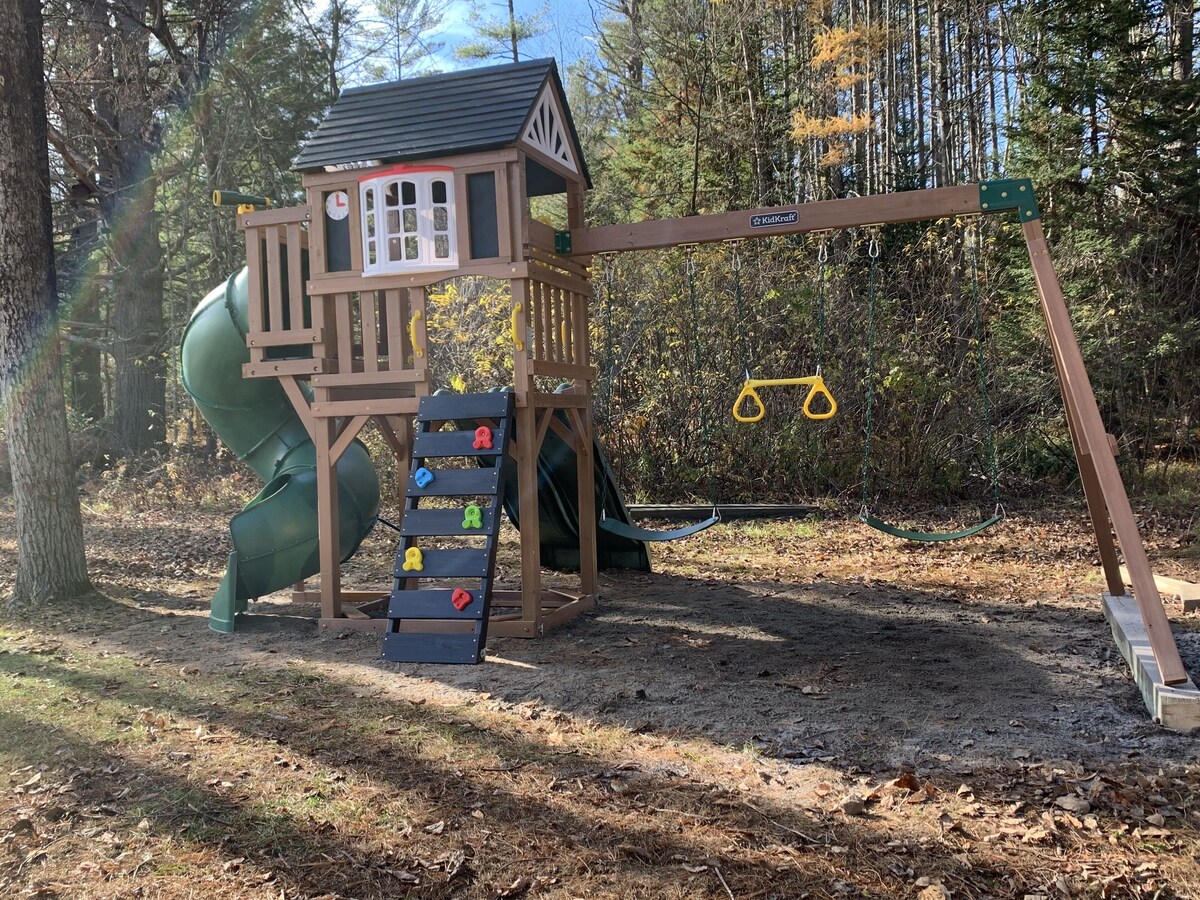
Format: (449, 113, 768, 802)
(417, 391, 514, 423)
(387, 587, 489, 620)
(399, 506, 498, 536)
(406, 467, 501, 497)
(394, 547, 490, 578)
(382, 630, 483, 665)
(413, 427, 510, 459)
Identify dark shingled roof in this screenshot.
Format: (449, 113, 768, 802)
(293, 58, 589, 184)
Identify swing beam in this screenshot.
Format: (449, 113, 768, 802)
(562, 179, 1190, 691)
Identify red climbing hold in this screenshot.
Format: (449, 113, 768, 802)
(451, 588, 473, 611)
(473, 426, 493, 450)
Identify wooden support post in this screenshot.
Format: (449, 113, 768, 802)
(570, 405, 598, 598)
(1023, 220, 1187, 685)
(515, 399, 542, 636)
(314, 415, 342, 621)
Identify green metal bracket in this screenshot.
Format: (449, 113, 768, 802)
(554, 230, 573, 255)
(978, 179, 1040, 221)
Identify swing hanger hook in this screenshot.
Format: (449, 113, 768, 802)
(599, 251, 617, 285)
(816, 234, 829, 264)
(868, 231, 881, 259)
(726, 240, 742, 273)
(682, 243, 699, 277)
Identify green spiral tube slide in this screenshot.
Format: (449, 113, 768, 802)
(181, 268, 380, 632)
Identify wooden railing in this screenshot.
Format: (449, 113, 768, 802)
(311, 286, 427, 387)
(525, 261, 595, 383)
(239, 206, 427, 389)
(241, 207, 323, 378)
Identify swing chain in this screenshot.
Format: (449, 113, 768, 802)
(860, 229, 881, 513)
(814, 232, 829, 375)
(598, 252, 619, 418)
(728, 240, 752, 381)
(967, 225, 1002, 508)
(682, 244, 718, 512)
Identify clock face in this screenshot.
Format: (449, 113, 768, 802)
(325, 190, 350, 221)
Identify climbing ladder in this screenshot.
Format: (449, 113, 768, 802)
(383, 392, 515, 664)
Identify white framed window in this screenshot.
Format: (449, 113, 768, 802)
(359, 166, 457, 275)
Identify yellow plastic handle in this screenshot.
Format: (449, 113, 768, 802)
(732, 376, 837, 423)
(408, 310, 425, 358)
(732, 384, 767, 423)
(510, 303, 525, 351)
(802, 378, 837, 420)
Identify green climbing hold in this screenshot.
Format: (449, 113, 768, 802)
(462, 504, 483, 529)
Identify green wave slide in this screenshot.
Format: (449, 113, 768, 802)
(181, 269, 380, 633)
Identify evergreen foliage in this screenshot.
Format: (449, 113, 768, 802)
(3, 0, 1196, 506)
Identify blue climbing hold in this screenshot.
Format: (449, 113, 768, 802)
(414, 467, 435, 488)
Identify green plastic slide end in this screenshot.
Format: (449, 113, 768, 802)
(209, 551, 247, 633)
(554, 231, 572, 254)
(978, 179, 1039, 221)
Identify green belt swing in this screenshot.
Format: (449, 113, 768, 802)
(859, 229, 1004, 542)
(596, 246, 721, 542)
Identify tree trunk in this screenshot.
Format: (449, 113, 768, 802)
(61, 188, 105, 423)
(0, 0, 92, 605)
(103, 0, 167, 456)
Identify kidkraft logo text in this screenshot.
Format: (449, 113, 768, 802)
(749, 211, 799, 228)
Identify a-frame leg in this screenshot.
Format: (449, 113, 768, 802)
(1040, 319, 1125, 596)
(1023, 219, 1187, 685)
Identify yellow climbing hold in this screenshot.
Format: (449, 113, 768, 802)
(401, 547, 424, 572)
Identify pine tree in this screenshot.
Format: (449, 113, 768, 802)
(0, 0, 91, 604)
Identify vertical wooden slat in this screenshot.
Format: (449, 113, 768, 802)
(384, 289, 404, 370)
(244, 227, 265, 364)
(495, 165, 513, 260)
(336, 293, 354, 373)
(347, 186, 364, 272)
(562, 289, 575, 365)
(311, 291, 328, 365)
(539, 282, 553, 364)
(360, 290, 379, 373)
(454, 171, 470, 261)
(306, 187, 328, 276)
(398, 288, 413, 366)
(576, 288, 590, 377)
(508, 160, 527, 262)
(530, 280, 545, 362)
(409, 285, 428, 375)
(265, 226, 283, 333)
(553, 285, 566, 363)
(1023, 219, 1186, 685)
(286, 222, 304, 330)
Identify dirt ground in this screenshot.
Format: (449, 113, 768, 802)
(1, 489, 1198, 898)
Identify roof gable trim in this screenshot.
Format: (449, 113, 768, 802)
(520, 81, 579, 176)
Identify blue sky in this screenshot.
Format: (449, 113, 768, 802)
(437, 0, 600, 68)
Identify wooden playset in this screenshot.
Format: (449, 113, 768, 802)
(194, 58, 1196, 722)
